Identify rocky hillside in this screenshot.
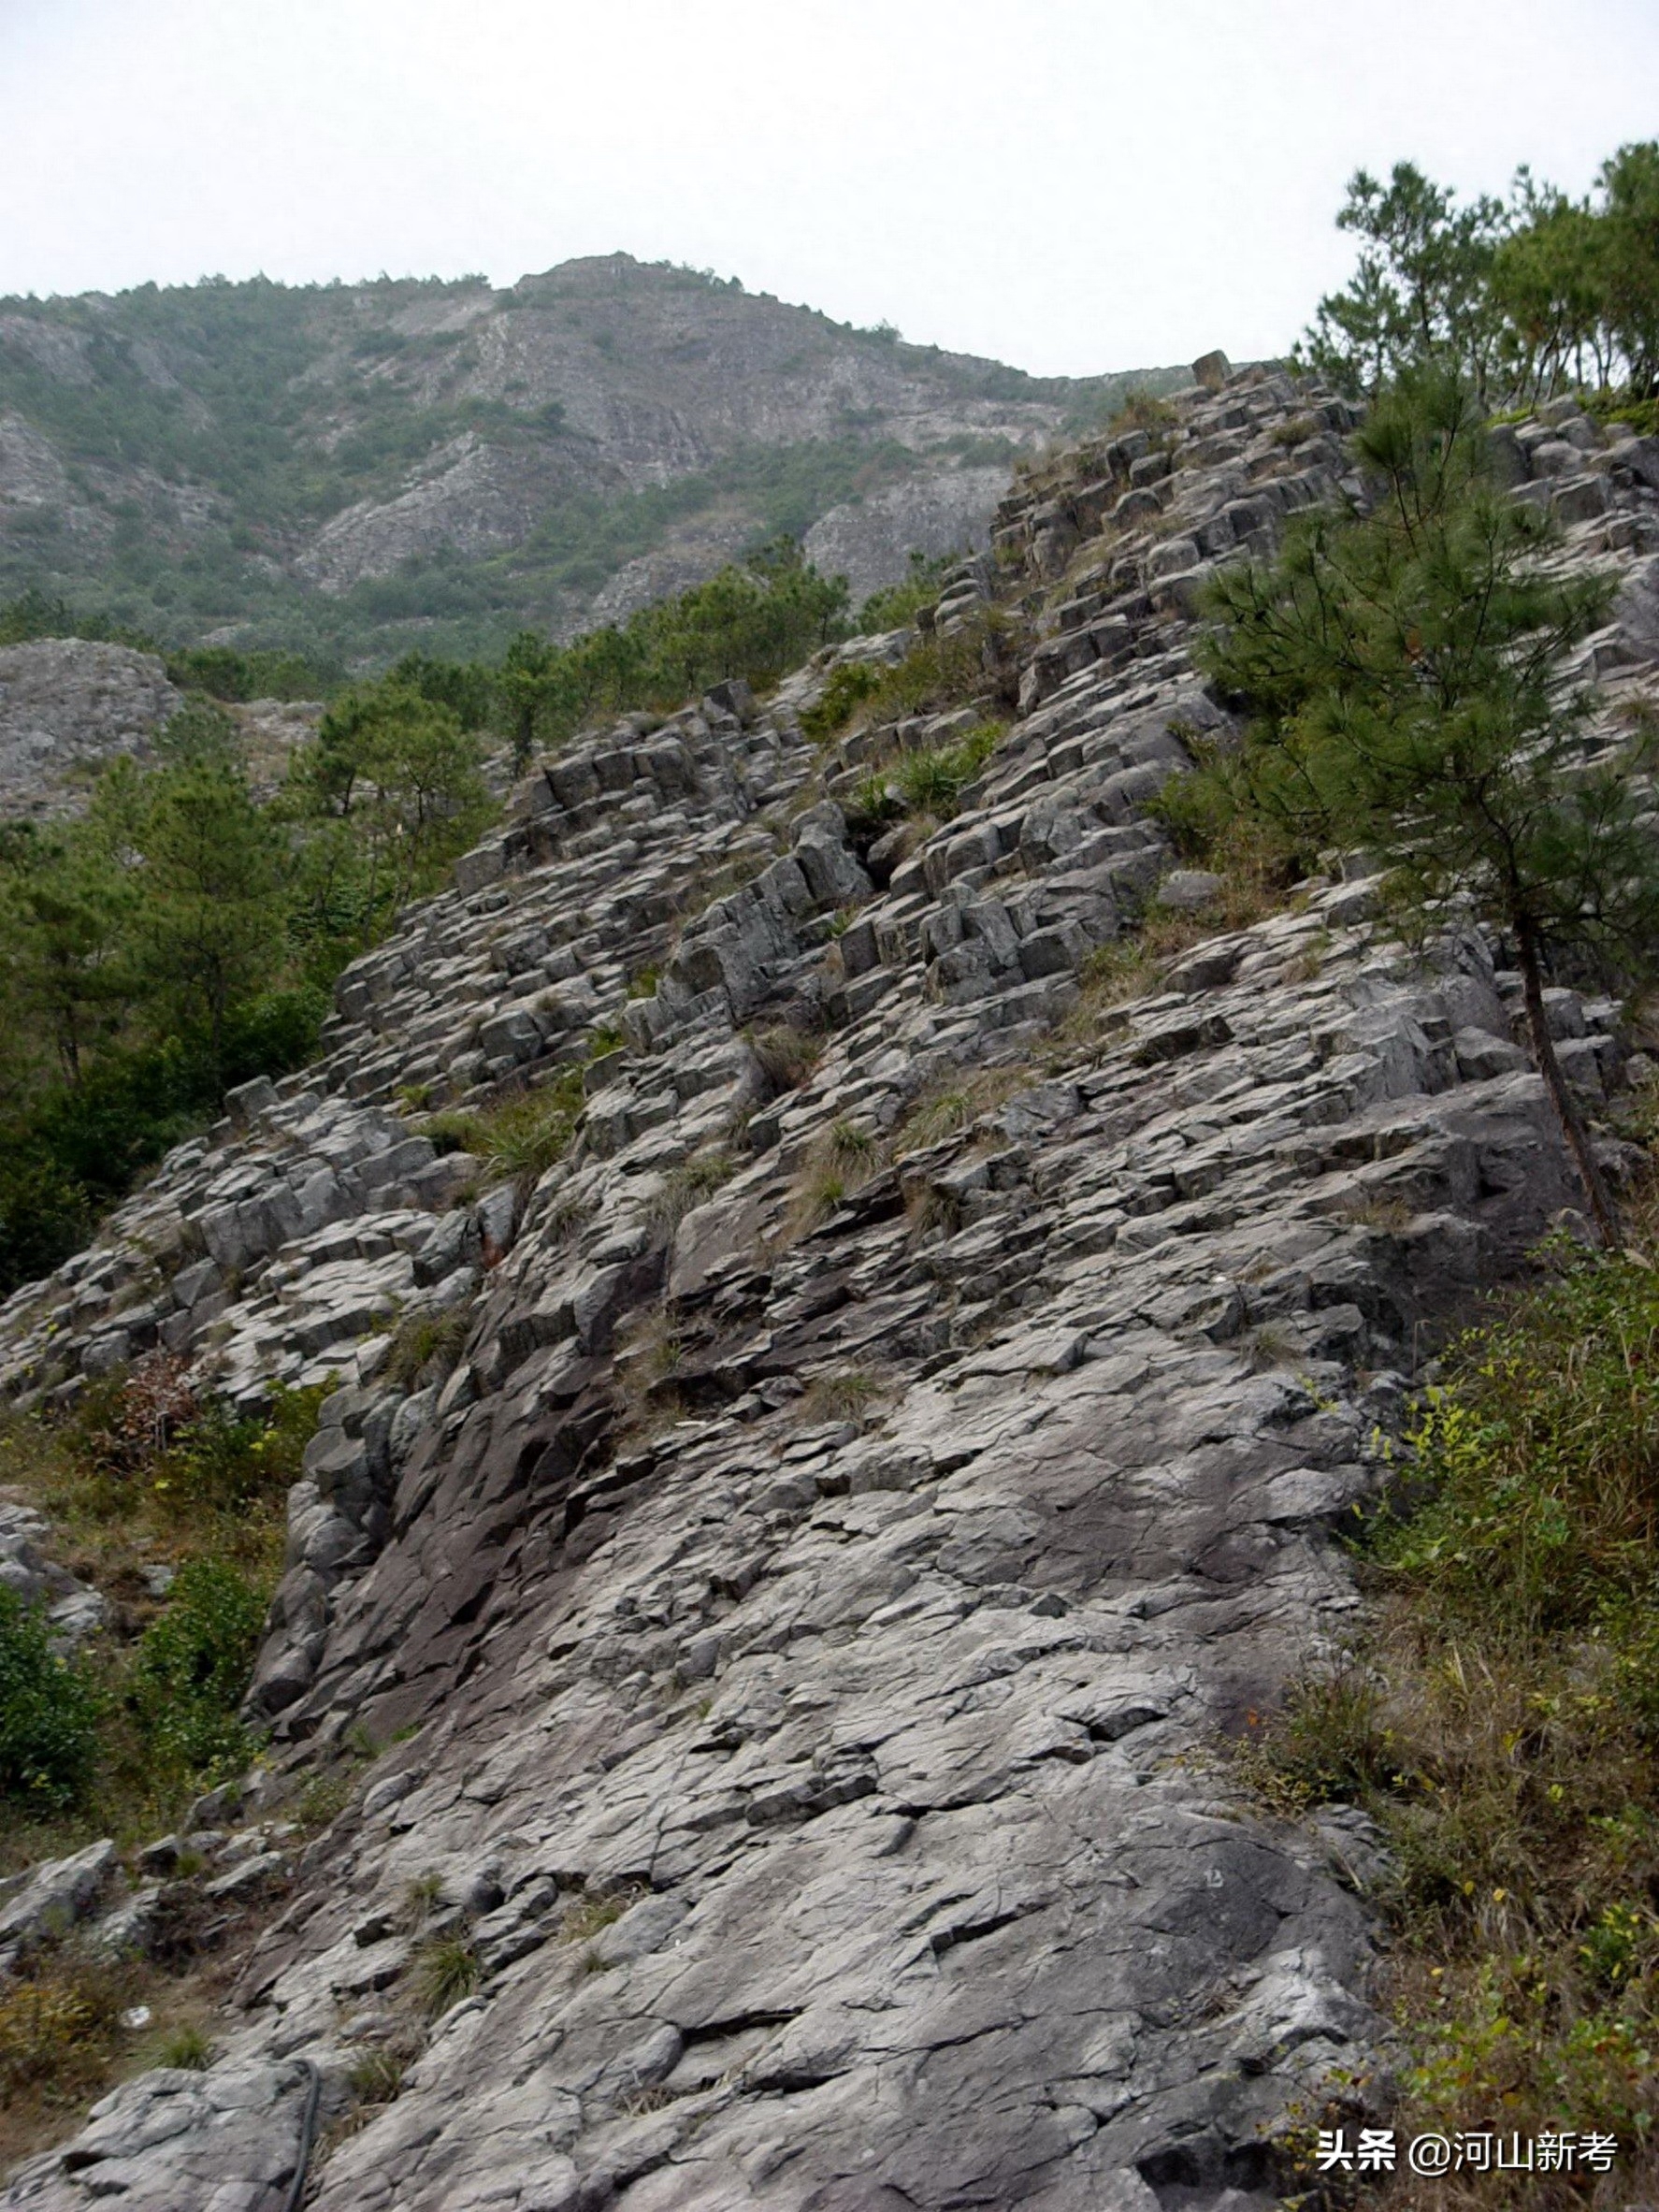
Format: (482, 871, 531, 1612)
(0, 259, 1176, 666)
(3, 363, 1658, 2210)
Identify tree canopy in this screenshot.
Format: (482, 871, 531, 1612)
(1306, 142, 1659, 411)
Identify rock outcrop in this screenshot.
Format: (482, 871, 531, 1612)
(0, 637, 180, 817)
(5, 366, 1658, 2211)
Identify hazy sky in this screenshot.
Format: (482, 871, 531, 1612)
(3, 0, 1656, 377)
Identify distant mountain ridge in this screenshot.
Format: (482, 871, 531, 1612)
(0, 256, 1180, 666)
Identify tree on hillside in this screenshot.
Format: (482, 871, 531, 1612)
(1601, 140, 1659, 398)
(123, 751, 285, 1070)
(1307, 143, 1659, 407)
(0, 821, 135, 1086)
(1304, 165, 1507, 401)
(285, 678, 490, 953)
(1197, 369, 1659, 1246)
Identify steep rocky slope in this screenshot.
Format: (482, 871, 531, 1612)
(4, 366, 1659, 2210)
(0, 260, 1174, 663)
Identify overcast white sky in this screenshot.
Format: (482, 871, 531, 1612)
(2, 0, 1655, 377)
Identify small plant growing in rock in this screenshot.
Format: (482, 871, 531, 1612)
(384, 1306, 470, 1390)
(796, 1370, 886, 1427)
(559, 1889, 635, 1944)
(159, 2023, 212, 2071)
(348, 2045, 409, 2104)
(746, 1023, 822, 1094)
(412, 1933, 481, 2019)
(890, 723, 999, 817)
(647, 1151, 733, 1233)
(399, 1872, 444, 1930)
(540, 1190, 596, 1248)
(826, 1120, 876, 1165)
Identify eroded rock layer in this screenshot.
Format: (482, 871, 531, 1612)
(6, 365, 1659, 2212)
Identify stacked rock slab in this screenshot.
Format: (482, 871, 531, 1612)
(5, 367, 1659, 2212)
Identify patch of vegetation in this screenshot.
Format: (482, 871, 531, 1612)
(128, 1558, 267, 1784)
(745, 1023, 824, 1094)
(796, 1369, 887, 1427)
(857, 550, 960, 632)
(1245, 1217, 1659, 2198)
(0, 1366, 325, 1860)
(1180, 367, 1659, 1242)
(157, 2023, 212, 2071)
(1303, 139, 1659, 409)
(423, 1066, 584, 1194)
(347, 2045, 409, 2104)
(383, 1306, 470, 1390)
(800, 615, 1011, 745)
(559, 1886, 645, 1944)
(0, 1591, 102, 1812)
(0, 1947, 129, 2102)
(412, 1933, 481, 2019)
(647, 1151, 734, 1233)
(888, 722, 1001, 817)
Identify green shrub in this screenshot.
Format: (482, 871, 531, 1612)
(158, 2023, 212, 2070)
(0, 1952, 125, 2097)
(890, 722, 1000, 817)
(384, 1307, 470, 1389)
(130, 1558, 267, 1782)
(0, 1591, 102, 1811)
(424, 1068, 584, 1193)
(155, 1381, 327, 1512)
(801, 661, 882, 743)
(858, 551, 960, 632)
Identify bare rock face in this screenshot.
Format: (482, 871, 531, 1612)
(5, 368, 1658, 2211)
(0, 637, 181, 817)
(802, 464, 1013, 607)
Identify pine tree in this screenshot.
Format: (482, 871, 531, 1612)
(1199, 369, 1659, 1245)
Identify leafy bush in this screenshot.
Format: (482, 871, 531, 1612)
(0, 1953, 125, 2097)
(0, 1591, 102, 1811)
(154, 1381, 327, 1512)
(129, 1558, 267, 1782)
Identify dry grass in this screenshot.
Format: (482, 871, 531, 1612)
(746, 1023, 824, 1095)
(793, 1369, 887, 1429)
(891, 1067, 1028, 1158)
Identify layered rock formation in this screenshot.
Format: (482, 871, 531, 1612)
(4, 366, 1659, 2211)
